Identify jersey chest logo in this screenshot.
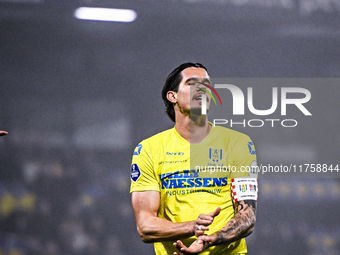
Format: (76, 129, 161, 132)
(209, 148, 223, 163)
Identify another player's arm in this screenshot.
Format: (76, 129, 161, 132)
(132, 190, 220, 243)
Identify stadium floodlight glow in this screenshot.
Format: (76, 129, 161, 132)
(74, 7, 137, 22)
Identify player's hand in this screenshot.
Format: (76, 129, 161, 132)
(193, 207, 220, 237)
(173, 235, 214, 255)
(173, 239, 203, 255)
(0, 131, 8, 137)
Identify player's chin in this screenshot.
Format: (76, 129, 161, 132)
(190, 107, 209, 116)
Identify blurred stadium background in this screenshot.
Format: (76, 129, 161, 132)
(0, 0, 340, 254)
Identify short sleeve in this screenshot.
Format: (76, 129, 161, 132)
(130, 141, 160, 193)
(230, 135, 258, 179)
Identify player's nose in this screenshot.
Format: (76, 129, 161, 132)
(196, 82, 211, 93)
(196, 82, 206, 91)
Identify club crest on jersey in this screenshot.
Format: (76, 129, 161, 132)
(133, 144, 142, 156)
(240, 184, 247, 192)
(250, 184, 257, 192)
(209, 148, 223, 163)
(131, 163, 141, 182)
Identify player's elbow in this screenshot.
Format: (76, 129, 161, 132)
(137, 225, 155, 243)
(139, 233, 154, 243)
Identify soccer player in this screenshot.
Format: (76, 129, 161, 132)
(130, 63, 258, 255)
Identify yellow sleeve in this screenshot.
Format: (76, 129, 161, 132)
(130, 141, 160, 193)
(230, 135, 258, 179)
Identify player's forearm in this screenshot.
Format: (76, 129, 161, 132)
(138, 216, 195, 243)
(207, 204, 256, 247)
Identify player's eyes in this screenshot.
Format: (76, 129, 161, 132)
(188, 81, 211, 86)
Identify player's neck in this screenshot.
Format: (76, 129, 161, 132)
(175, 114, 211, 144)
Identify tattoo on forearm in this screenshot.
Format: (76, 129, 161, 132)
(213, 202, 256, 246)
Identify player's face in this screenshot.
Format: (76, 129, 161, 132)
(176, 67, 212, 115)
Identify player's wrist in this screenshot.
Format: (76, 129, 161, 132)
(205, 233, 218, 248)
(189, 220, 196, 236)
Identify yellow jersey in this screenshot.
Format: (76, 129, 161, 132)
(130, 125, 257, 255)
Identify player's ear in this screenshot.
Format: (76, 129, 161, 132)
(167, 91, 177, 103)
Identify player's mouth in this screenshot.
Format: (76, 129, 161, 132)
(193, 94, 209, 102)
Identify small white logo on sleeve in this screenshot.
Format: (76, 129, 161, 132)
(131, 163, 141, 182)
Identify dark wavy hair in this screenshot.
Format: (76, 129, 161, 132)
(161, 62, 208, 122)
